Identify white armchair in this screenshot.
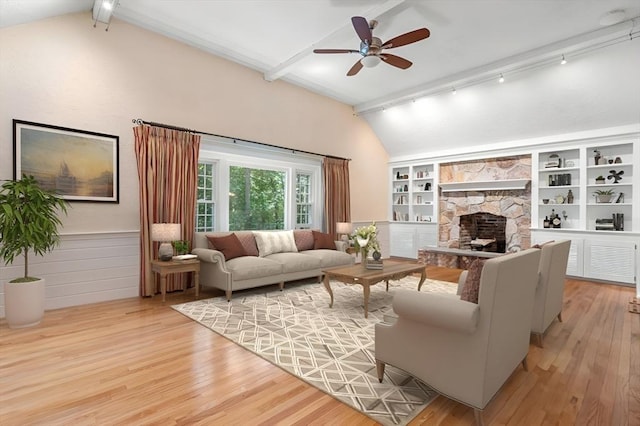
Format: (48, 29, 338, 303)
(531, 240, 571, 347)
(375, 248, 541, 425)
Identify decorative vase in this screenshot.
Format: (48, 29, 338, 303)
(596, 194, 612, 203)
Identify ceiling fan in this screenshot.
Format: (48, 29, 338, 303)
(313, 16, 430, 76)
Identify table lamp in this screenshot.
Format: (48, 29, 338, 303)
(151, 223, 181, 261)
(336, 222, 352, 243)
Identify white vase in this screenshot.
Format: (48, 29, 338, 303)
(4, 278, 45, 328)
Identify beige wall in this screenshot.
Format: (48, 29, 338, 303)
(0, 13, 388, 232)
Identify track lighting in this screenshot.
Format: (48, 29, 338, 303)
(498, 73, 504, 83)
(561, 54, 567, 65)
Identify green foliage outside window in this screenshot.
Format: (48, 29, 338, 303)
(229, 166, 285, 230)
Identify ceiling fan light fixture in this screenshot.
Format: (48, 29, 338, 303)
(452, 88, 457, 95)
(361, 55, 382, 68)
(498, 73, 505, 83)
(561, 54, 567, 65)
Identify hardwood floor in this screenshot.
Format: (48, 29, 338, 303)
(1, 266, 638, 425)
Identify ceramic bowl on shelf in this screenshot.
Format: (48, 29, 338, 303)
(542, 199, 549, 204)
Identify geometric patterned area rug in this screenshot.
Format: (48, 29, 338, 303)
(172, 276, 457, 426)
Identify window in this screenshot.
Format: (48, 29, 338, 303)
(296, 172, 312, 228)
(197, 135, 322, 232)
(196, 163, 215, 232)
(229, 166, 285, 230)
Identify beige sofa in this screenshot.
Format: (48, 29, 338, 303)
(193, 230, 354, 300)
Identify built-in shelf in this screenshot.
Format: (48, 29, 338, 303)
(439, 179, 530, 192)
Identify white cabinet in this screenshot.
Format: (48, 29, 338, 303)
(389, 223, 437, 259)
(532, 230, 638, 285)
(391, 163, 436, 223)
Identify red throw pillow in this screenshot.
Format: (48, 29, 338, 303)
(294, 229, 314, 251)
(206, 234, 247, 261)
(312, 230, 336, 250)
(460, 259, 486, 304)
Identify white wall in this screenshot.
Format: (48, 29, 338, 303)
(366, 39, 640, 160)
(0, 12, 389, 313)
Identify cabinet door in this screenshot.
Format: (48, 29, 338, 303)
(565, 238, 583, 277)
(389, 224, 417, 258)
(584, 239, 636, 284)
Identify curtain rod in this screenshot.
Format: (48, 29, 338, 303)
(131, 118, 350, 161)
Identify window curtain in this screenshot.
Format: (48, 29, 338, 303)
(134, 125, 201, 297)
(323, 157, 351, 238)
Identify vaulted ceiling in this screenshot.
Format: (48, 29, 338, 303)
(2, 0, 639, 158)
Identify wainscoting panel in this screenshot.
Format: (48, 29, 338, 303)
(0, 231, 140, 318)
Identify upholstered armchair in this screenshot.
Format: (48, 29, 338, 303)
(531, 240, 571, 347)
(375, 249, 541, 425)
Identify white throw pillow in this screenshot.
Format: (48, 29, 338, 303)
(253, 230, 298, 257)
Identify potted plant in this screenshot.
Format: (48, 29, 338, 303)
(0, 175, 68, 328)
(595, 175, 605, 184)
(172, 240, 189, 255)
(593, 189, 615, 204)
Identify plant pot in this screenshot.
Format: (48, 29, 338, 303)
(596, 195, 612, 203)
(4, 278, 45, 328)
(595, 179, 605, 185)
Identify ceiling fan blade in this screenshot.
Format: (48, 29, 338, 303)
(380, 53, 413, 69)
(382, 28, 430, 49)
(351, 16, 372, 43)
(347, 60, 363, 76)
(313, 49, 359, 54)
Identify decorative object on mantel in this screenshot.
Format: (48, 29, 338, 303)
(608, 169, 624, 183)
(593, 189, 615, 203)
(595, 175, 605, 184)
(614, 156, 622, 164)
(567, 189, 574, 204)
(593, 149, 602, 165)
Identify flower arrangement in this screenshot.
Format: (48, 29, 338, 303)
(351, 222, 380, 255)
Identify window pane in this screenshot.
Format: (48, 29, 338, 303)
(196, 162, 215, 232)
(229, 166, 285, 230)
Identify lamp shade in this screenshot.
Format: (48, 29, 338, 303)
(336, 222, 352, 234)
(151, 223, 181, 242)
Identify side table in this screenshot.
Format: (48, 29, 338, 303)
(150, 258, 200, 302)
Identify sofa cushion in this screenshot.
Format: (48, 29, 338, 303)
(266, 252, 322, 273)
(225, 256, 283, 281)
(253, 230, 298, 257)
(206, 234, 247, 261)
(235, 231, 259, 256)
(532, 240, 555, 249)
(301, 249, 353, 268)
(460, 258, 485, 304)
(294, 229, 314, 251)
(312, 230, 336, 250)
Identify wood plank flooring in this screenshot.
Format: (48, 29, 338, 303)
(1, 266, 638, 425)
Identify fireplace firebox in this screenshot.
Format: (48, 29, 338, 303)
(458, 212, 507, 253)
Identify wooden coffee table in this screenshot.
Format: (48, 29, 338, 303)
(322, 260, 427, 318)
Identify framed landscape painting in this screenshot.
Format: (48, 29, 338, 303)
(13, 120, 119, 203)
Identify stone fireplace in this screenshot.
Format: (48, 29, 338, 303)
(426, 155, 532, 268)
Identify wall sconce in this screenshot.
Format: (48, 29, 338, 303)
(336, 222, 353, 243)
(151, 223, 181, 261)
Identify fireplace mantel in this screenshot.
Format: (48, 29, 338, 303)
(439, 179, 530, 192)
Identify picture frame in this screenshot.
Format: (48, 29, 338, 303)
(13, 120, 119, 203)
